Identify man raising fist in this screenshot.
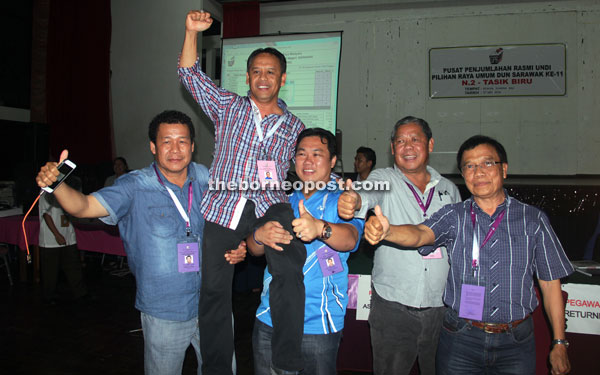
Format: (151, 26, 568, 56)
(178, 10, 307, 375)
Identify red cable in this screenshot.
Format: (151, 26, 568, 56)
(22, 193, 42, 263)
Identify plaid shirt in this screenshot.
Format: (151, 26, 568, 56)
(422, 194, 573, 323)
(178, 60, 305, 229)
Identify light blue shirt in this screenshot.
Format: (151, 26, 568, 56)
(256, 183, 364, 334)
(92, 162, 208, 321)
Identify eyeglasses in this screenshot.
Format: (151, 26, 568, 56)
(461, 160, 503, 173)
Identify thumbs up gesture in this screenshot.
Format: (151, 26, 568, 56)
(292, 200, 323, 242)
(337, 179, 362, 220)
(36, 149, 69, 189)
(364, 205, 390, 245)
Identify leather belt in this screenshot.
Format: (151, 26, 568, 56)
(464, 315, 530, 334)
(404, 304, 431, 312)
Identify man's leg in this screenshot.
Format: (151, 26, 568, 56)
(369, 287, 419, 375)
(199, 202, 256, 375)
(261, 203, 306, 372)
(252, 319, 274, 375)
(489, 317, 535, 375)
(416, 306, 446, 375)
(301, 331, 342, 375)
(435, 308, 485, 375)
(40, 246, 60, 302)
(141, 312, 199, 375)
(59, 244, 87, 299)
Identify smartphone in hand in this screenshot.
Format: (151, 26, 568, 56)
(42, 159, 77, 193)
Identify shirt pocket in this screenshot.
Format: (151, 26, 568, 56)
(146, 206, 179, 239)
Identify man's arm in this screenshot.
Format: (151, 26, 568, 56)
(36, 150, 109, 219)
(292, 200, 358, 251)
(538, 279, 571, 375)
(42, 213, 66, 245)
(338, 179, 362, 220)
(179, 10, 213, 68)
(365, 205, 435, 247)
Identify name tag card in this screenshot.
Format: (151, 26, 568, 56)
(178, 240, 199, 273)
(458, 284, 485, 321)
(316, 245, 343, 277)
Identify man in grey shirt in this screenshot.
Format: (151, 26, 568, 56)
(338, 116, 461, 375)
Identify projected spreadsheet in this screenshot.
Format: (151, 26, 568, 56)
(221, 35, 341, 134)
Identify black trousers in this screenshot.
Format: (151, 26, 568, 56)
(199, 202, 306, 374)
(40, 244, 87, 300)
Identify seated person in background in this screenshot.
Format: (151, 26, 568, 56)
(104, 156, 130, 187)
(248, 128, 364, 375)
(351, 146, 376, 181)
(36, 110, 246, 375)
(364, 135, 573, 375)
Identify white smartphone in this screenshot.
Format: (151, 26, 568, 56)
(42, 159, 77, 193)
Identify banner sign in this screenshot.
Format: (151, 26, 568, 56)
(355, 274, 372, 321)
(429, 44, 566, 98)
(562, 283, 600, 335)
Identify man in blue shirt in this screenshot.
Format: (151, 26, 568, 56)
(36, 110, 246, 375)
(247, 128, 364, 375)
(364, 135, 573, 375)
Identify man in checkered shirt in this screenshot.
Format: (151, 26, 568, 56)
(178, 10, 306, 375)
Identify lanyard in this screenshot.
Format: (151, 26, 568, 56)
(250, 99, 286, 144)
(405, 182, 435, 217)
(470, 202, 505, 273)
(300, 193, 329, 221)
(153, 164, 193, 234)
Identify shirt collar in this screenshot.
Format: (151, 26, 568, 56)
(246, 92, 289, 115)
(152, 162, 194, 188)
(469, 189, 510, 218)
(394, 164, 441, 191)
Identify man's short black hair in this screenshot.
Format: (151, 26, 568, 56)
(148, 110, 195, 144)
(295, 127, 337, 160)
(247, 47, 287, 74)
(391, 116, 433, 142)
(457, 135, 508, 170)
(356, 146, 376, 170)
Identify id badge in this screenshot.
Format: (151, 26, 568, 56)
(177, 235, 200, 273)
(458, 284, 485, 321)
(422, 247, 443, 259)
(257, 160, 278, 185)
(316, 245, 343, 277)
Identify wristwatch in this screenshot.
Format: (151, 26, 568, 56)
(320, 221, 332, 240)
(551, 339, 569, 348)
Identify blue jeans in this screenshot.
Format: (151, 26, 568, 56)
(141, 312, 202, 375)
(253, 319, 341, 375)
(436, 308, 536, 375)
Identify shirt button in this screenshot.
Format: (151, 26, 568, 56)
(424, 268, 428, 271)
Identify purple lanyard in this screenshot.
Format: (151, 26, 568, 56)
(153, 164, 193, 233)
(470, 202, 505, 249)
(405, 182, 435, 217)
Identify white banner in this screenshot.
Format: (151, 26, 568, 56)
(356, 274, 372, 321)
(430, 44, 566, 98)
(562, 283, 600, 335)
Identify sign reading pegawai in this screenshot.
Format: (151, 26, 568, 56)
(562, 283, 600, 335)
(429, 44, 566, 98)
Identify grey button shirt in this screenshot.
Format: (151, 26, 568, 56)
(356, 165, 461, 308)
